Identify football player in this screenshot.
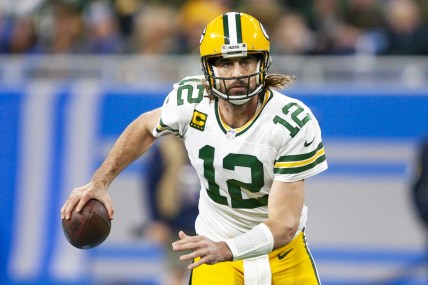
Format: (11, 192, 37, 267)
(61, 12, 328, 284)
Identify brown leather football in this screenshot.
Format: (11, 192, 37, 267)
(62, 199, 111, 249)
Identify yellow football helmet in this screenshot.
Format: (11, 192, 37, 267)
(200, 12, 271, 104)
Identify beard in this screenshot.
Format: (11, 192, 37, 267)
(225, 78, 254, 96)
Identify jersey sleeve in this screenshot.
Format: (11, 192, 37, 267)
(152, 79, 197, 138)
(273, 105, 328, 182)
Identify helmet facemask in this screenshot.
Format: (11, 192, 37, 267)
(201, 51, 271, 105)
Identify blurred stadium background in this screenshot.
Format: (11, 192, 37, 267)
(1, 0, 428, 284)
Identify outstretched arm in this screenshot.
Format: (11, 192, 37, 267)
(61, 108, 162, 220)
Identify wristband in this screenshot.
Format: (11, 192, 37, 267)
(225, 223, 274, 261)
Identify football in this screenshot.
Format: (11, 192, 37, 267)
(62, 199, 111, 249)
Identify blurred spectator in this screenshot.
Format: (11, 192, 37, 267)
(271, 12, 315, 55)
(330, 23, 362, 54)
(380, 0, 428, 55)
(1, 0, 428, 55)
(415, 0, 428, 23)
(176, 0, 228, 54)
(342, 0, 382, 30)
(131, 4, 179, 54)
(0, 16, 40, 54)
(333, 0, 385, 54)
(38, 0, 87, 53)
(134, 135, 199, 285)
(113, 0, 142, 38)
(279, 0, 384, 55)
(237, 0, 284, 35)
(84, 0, 124, 54)
(303, 0, 344, 54)
(281, 0, 314, 22)
(0, 0, 44, 17)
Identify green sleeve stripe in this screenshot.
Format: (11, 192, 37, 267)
(275, 148, 325, 168)
(276, 142, 324, 163)
(154, 127, 181, 138)
(154, 119, 180, 135)
(274, 155, 326, 175)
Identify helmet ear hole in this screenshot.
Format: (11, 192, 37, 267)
(253, 53, 264, 61)
(207, 56, 220, 66)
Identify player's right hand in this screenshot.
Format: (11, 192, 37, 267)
(172, 231, 233, 269)
(60, 180, 114, 220)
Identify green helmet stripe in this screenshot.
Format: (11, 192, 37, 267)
(235, 12, 242, 43)
(223, 15, 230, 44)
(223, 12, 243, 45)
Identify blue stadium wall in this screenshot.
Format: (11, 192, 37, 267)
(1, 82, 428, 284)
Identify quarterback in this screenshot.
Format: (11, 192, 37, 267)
(61, 12, 327, 284)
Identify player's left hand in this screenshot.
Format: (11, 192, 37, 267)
(172, 231, 233, 269)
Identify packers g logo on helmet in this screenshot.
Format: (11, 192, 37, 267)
(200, 12, 271, 104)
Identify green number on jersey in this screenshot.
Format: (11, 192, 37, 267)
(273, 102, 311, 137)
(199, 145, 228, 205)
(177, 84, 204, 105)
(199, 145, 268, 209)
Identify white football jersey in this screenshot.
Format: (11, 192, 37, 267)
(153, 76, 328, 241)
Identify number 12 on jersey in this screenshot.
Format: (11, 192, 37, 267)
(199, 145, 268, 209)
(273, 102, 311, 138)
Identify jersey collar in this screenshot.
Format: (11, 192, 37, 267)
(215, 90, 273, 137)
